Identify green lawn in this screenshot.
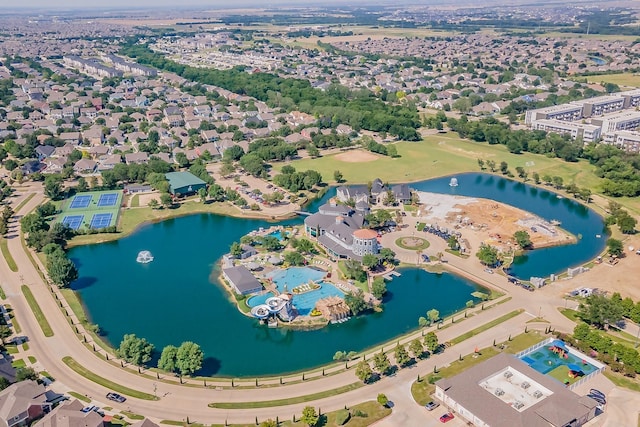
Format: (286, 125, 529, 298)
(62, 356, 158, 400)
(284, 134, 600, 190)
(27, 356, 36, 364)
(279, 401, 391, 427)
(450, 309, 524, 345)
(209, 382, 364, 409)
(130, 194, 140, 208)
(68, 391, 91, 403)
(580, 73, 640, 88)
(11, 359, 25, 368)
(21, 285, 54, 337)
(0, 238, 17, 272)
(0, 285, 5, 300)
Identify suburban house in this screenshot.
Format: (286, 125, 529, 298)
(0, 380, 53, 427)
(165, 171, 207, 196)
(33, 399, 102, 427)
(336, 178, 412, 205)
(222, 265, 263, 295)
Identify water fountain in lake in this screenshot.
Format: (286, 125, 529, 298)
(136, 251, 154, 263)
(449, 177, 458, 187)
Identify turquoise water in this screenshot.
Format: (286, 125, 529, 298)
(267, 267, 326, 291)
(69, 173, 606, 376)
(269, 230, 286, 241)
(520, 346, 597, 376)
(247, 292, 274, 308)
(291, 282, 344, 316)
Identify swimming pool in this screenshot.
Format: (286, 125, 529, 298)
(268, 230, 287, 241)
(247, 292, 275, 308)
(520, 343, 597, 376)
(292, 282, 344, 316)
(267, 267, 326, 292)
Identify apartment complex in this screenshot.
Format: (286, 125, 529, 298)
(525, 90, 640, 149)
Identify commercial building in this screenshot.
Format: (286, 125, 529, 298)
(222, 265, 263, 295)
(435, 353, 599, 427)
(165, 171, 207, 196)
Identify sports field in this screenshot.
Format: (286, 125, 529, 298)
(582, 73, 640, 88)
(57, 190, 123, 231)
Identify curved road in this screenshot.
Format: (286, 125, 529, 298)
(0, 185, 637, 425)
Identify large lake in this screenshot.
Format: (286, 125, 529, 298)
(69, 173, 605, 376)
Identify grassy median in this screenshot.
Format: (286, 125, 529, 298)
(0, 237, 17, 272)
(21, 285, 53, 337)
(62, 356, 158, 401)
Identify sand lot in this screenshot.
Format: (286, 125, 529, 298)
(334, 150, 381, 163)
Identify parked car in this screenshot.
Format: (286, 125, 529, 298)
(425, 401, 440, 411)
(587, 394, 606, 405)
(106, 392, 126, 403)
(439, 412, 455, 423)
(590, 389, 606, 400)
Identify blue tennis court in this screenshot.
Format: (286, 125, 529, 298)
(90, 213, 113, 229)
(97, 193, 118, 207)
(70, 195, 92, 209)
(62, 215, 84, 230)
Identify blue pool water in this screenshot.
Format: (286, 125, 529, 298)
(247, 292, 274, 308)
(269, 230, 286, 241)
(520, 346, 597, 376)
(268, 267, 326, 292)
(292, 282, 344, 316)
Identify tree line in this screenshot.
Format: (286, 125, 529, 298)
(119, 44, 421, 140)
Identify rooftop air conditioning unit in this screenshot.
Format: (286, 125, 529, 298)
(513, 401, 525, 410)
(504, 371, 513, 379)
(533, 390, 543, 398)
(495, 388, 505, 396)
(521, 381, 530, 389)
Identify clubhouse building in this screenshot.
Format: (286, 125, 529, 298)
(435, 353, 599, 427)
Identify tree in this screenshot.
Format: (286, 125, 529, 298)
(230, 242, 243, 257)
(47, 254, 78, 288)
(532, 172, 540, 184)
(427, 308, 440, 324)
(371, 277, 387, 299)
(198, 187, 207, 203)
(361, 253, 379, 270)
(307, 145, 320, 158)
(148, 199, 159, 209)
(424, 331, 439, 353)
(0, 376, 9, 391)
(15, 367, 37, 382)
(284, 251, 305, 266)
(355, 360, 373, 383)
(617, 213, 637, 234)
(373, 351, 391, 375)
(260, 420, 278, 427)
(486, 160, 496, 172)
(158, 345, 178, 373)
(578, 294, 625, 329)
(377, 393, 389, 407)
(514, 230, 532, 249)
(333, 170, 343, 183)
(499, 161, 509, 174)
(117, 334, 154, 366)
(344, 289, 368, 316)
(160, 193, 173, 208)
(295, 238, 315, 254)
(379, 247, 396, 264)
(447, 235, 458, 251)
(476, 244, 499, 266)
(176, 341, 204, 376)
(220, 162, 236, 177)
(477, 158, 485, 170)
(0, 325, 11, 345)
(394, 344, 410, 367)
(409, 339, 423, 359)
(607, 238, 623, 257)
(76, 177, 88, 192)
(300, 406, 319, 427)
(44, 175, 64, 200)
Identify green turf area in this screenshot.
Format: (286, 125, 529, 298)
(547, 365, 580, 385)
(57, 190, 123, 231)
(68, 391, 91, 403)
(11, 359, 25, 368)
(450, 309, 524, 345)
(209, 382, 363, 408)
(284, 134, 600, 190)
(580, 73, 640, 88)
(21, 285, 53, 337)
(62, 356, 158, 400)
(0, 237, 17, 272)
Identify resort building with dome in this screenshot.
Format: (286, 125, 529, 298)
(304, 199, 379, 260)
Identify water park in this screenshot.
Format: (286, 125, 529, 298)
(69, 173, 607, 375)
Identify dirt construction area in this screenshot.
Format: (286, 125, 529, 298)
(416, 191, 574, 251)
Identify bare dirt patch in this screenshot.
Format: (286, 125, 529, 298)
(334, 150, 380, 163)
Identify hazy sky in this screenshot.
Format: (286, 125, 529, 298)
(2, 0, 384, 10)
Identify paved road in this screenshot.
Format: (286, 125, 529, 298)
(0, 184, 638, 425)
